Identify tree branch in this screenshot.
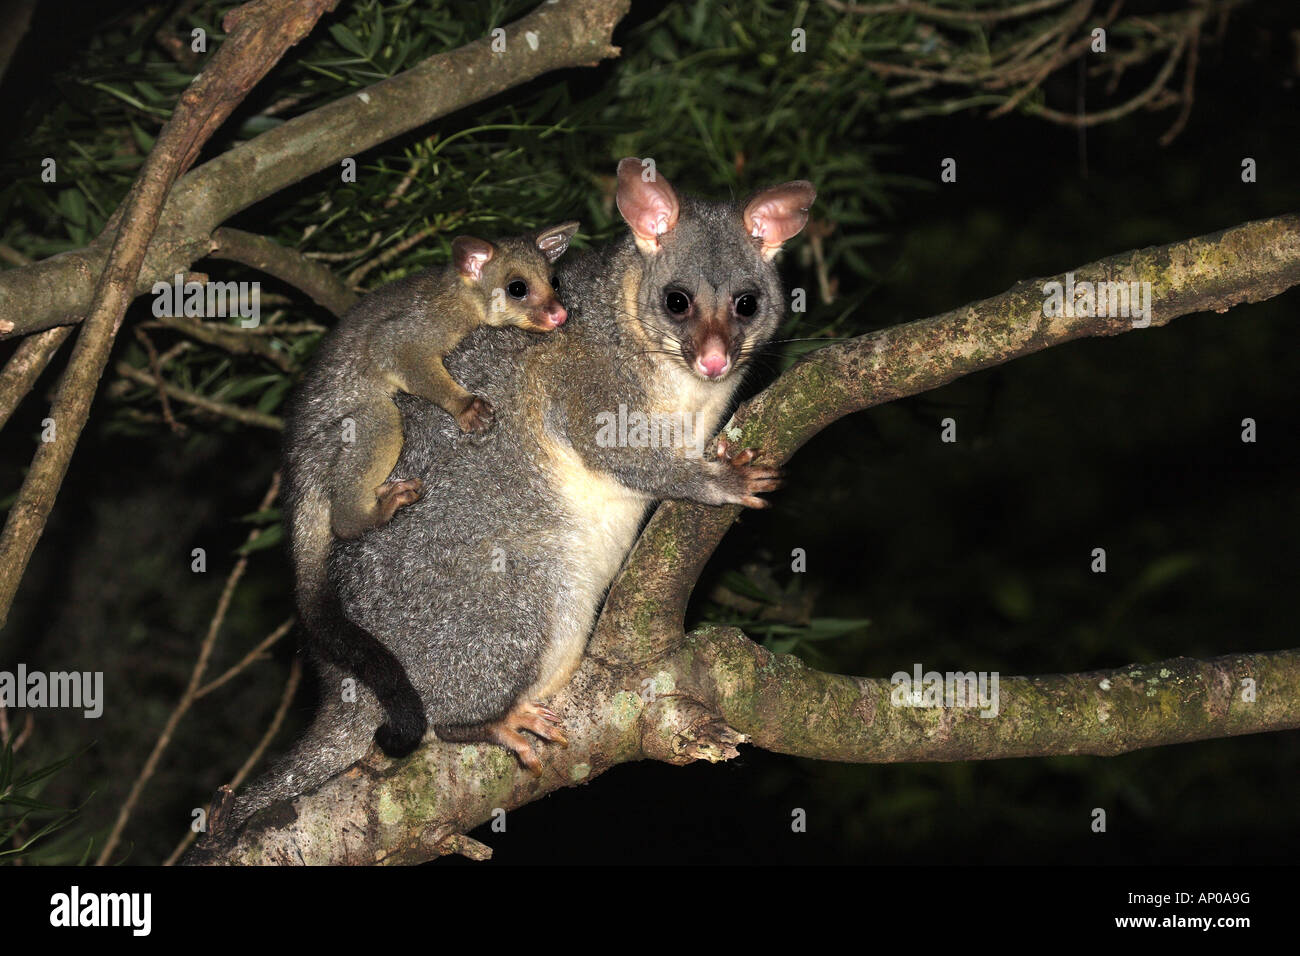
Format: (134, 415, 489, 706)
(0, 0, 335, 628)
(0, 0, 629, 341)
(194, 630, 1300, 865)
(689, 629, 1300, 761)
(590, 213, 1300, 662)
(209, 228, 357, 318)
(0, 327, 72, 431)
(115, 361, 284, 431)
(0, 246, 69, 432)
(191, 216, 1300, 865)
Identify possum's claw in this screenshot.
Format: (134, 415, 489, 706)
(482, 700, 569, 776)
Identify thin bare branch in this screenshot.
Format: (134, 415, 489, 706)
(98, 473, 281, 865)
(346, 225, 440, 289)
(209, 228, 357, 318)
(164, 656, 302, 866)
(0, 327, 72, 431)
(115, 361, 283, 431)
(196, 617, 295, 700)
(0, 0, 337, 627)
(0, 0, 630, 341)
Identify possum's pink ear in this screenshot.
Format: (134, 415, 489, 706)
(742, 181, 817, 260)
(616, 157, 680, 254)
(535, 221, 580, 263)
(452, 237, 494, 280)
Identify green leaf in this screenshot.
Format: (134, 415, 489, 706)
(217, 373, 281, 401)
(128, 120, 155, 153)
(802, 617, 872, 640)
(765, 637, 801, 654)
(235, 115, 285, 137)
(57, 188, 88, 227)
(11, 748, 83, 791)
(132, 80, 164, 103)
(0, 793, 62, 811)
(238, 507, 282, 525)
(991, 575, 1033, 622)
(718, 570, 773, 604)
(367, 9, 384, 59)
(1133, 553, 1201, 596)
(256, 376, 293, 415)
(236, 522, 283, 555)
(0, 812, 79, 858)
(76, 838, 96, 866)
(330, 23, 367, 56)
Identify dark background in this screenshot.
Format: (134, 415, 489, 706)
(0, 0, 1296, 864)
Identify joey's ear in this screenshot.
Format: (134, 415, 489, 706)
(615, 157, 680, 254)
(535, 220, 580, 263)
(742, 181, 817, 260)
(452, 236, 494, 281)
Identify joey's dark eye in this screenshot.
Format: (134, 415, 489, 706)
(664, 290, 691, 316)
(734, 293, 759, 318)
(550, 275, 560, 292)
(507, 279, 528, 299)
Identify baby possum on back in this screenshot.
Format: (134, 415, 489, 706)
(281, 222, 579, 755)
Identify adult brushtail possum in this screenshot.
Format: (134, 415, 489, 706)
(227, 159, 814, 830)
(282, 223, 578, 757)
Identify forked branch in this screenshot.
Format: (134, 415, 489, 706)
(196, 216, 1300, 864)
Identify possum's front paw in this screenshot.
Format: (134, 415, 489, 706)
(456, 395, 496, 433)
(705, 438, 782, 508)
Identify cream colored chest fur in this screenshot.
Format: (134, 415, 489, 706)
(526, 438, 649, 699)
(527, 361, 735, 700)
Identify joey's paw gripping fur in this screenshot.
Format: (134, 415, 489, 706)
(374, 478, 423, 525)
(456, 395, 496, 433)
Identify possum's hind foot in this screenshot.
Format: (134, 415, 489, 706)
(374, 477, 423, 525)
(455, 395, 495, 433)
(487, 701, 569, 776)
(436, 700, 568, 777)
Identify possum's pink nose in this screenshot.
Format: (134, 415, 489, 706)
(544, 302, 567, 327)
(695, 346, 730, 379)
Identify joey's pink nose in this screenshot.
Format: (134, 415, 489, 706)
(544, 302, 567, 327)
(696, 349, 730, 379)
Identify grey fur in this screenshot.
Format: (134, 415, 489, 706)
(224, 169, 814, 832)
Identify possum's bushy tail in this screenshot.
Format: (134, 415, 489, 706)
(304, 587, 427, 756)
(294, 488, 427, 757)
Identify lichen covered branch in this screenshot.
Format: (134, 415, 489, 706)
(194, 631, 1300, 864)
(592, 214, 1300, 661)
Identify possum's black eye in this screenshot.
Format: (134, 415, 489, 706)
(734, 293, 759, 318)
(550, 275, 560, 292)
(507, 279, 528, 299)
(664, 290, 691, 316)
